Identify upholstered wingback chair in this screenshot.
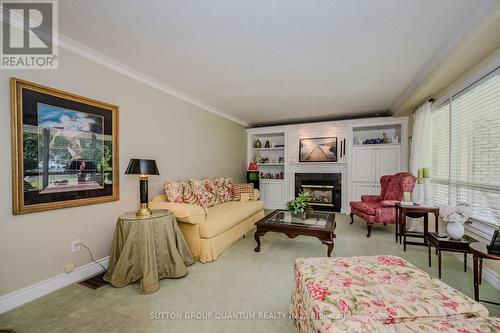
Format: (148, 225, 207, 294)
(349, 172, 417, 237)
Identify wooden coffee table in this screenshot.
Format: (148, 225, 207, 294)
(254, 210, 336, 256)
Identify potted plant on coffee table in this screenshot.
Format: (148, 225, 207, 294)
(287, 191, 311, 219)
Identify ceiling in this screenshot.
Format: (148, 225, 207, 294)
(59, 0, 493, 126)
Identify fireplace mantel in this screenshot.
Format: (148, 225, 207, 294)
(286, 163, 348, 213)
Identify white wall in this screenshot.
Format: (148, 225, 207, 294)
(0, 48, 246, 297)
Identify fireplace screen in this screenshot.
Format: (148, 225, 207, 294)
(301, 185, 334, 207)
(295, 173, 341, 212)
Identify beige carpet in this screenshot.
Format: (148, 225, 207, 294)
(0, 214, 498, 333)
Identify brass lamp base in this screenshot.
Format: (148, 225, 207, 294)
(136, 203, 152, 217)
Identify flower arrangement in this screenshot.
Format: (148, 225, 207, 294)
(287, 191, 311, 217)
(439, 203, 472, 224)
(440, 202, 471, 240)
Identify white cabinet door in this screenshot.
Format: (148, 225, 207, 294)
(352, 147, 377, 182)
(260, 181, 285, 209)
(259, 183, 268, 203)
(377, 145, 401, 178)
(351, 183, 381, 202)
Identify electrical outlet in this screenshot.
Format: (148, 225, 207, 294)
(65, 263, 74, 273)
(71, 240, 81, 253)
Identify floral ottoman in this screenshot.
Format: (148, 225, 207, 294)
(370, 316, 500, 332)
(291, 255, 490, 333)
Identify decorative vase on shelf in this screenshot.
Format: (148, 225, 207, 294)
(254, 139, 261, 148)
(383, 133, 389, 143)
(447, 222, 464, 240)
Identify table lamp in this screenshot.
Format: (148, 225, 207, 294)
(125, 158, 159, 217)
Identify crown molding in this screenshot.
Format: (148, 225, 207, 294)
(56, 34, 249, 127)
(1, 8, 248, 126)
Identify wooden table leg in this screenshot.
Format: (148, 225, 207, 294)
(395, 206, 399, 243)
(321, 238, 334, 257)
(399, 209, 403, 244)
(428, 243, 432, 267)
(254, 230, 262, 252)
(473, 254, 480, 301)
(434, 212, 439, 254)
(434, 212, 439, 233)
(423, 213, 429, 245)
(403, 212, 407, 251)
(479, 258, 483, 284)
(438, 250, 442, 279)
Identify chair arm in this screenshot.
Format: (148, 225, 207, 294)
(379, 200, 399, 207)
(361, 195, 381, 203)
(149, 196, 206, 224)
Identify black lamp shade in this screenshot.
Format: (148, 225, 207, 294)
(125, 159, 159, 176)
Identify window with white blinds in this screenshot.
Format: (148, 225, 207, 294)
(430, 68, 500, 230)
(430, 102, 449, 207)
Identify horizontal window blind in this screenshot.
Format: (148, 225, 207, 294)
(430, 68, 500, 230)
(430, 102, 450, 207)
(450, 70, 500, 227)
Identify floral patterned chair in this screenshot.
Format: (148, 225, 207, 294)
(350, 172, 416, 237)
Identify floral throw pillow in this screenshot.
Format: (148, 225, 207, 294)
(212, 177, 234, 205)
(182, 182, 200, 206)
(164, 181, 185, 203)
(233, 183, 255, 201)
(188, 178, 217, 208)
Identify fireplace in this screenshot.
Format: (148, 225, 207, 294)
(294, 173, 341, 212)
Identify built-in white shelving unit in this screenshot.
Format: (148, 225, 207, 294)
(347, 118, 408, 205)
(247, 117, 409, 212)
(247, 127, 287, 209)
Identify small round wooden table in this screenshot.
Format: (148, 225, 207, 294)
(470, 242, 500, 305)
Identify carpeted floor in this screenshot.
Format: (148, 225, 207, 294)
(1, 214, 499, 333)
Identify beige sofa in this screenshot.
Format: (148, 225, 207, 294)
(149, 190, 265, 263)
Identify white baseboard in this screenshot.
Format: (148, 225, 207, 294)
(0, 257, 109, 314)
(451, 252, 500, 290)
(481, 265, 500, 290)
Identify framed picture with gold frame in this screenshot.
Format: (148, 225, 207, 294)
(10, 78, 119, 215)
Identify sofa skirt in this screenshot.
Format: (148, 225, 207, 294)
(178, 210, 265, 263)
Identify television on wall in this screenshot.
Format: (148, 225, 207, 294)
(299, 137, 337, 162)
